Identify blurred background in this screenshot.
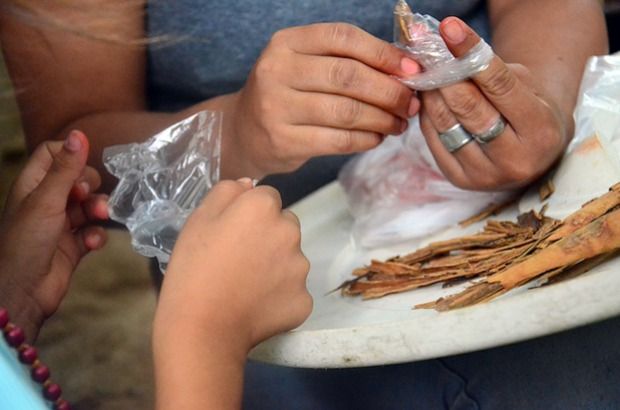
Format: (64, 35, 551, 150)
(0, 3, 618, 409)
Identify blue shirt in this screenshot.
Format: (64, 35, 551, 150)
(0, 338, 50, 409)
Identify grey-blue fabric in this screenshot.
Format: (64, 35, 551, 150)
(146, 0, 487, 111)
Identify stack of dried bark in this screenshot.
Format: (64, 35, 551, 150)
(341, 183, 620, 311)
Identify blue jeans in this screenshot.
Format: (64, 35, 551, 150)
(243, 315, 620, 409)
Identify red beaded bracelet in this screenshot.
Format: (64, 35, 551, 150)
(0, 307, 70, 410)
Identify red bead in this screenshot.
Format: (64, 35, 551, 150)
(0, 308, 8, 328)
(43, 383, 62, 401)
(19, 345, 38, 365)
(32, 365, 51, 383)
(4, 326, 25, 347)
(54, 400, 71, 410)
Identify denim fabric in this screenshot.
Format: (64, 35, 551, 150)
(243, 316, 620, 409)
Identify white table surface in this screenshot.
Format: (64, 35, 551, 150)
(250, 134, 620, 368)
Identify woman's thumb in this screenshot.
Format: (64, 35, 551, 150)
(28, 130, 90, 213)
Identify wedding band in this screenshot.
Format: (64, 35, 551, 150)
(473, 116, 506, 144)
(438, 124, 474, 153)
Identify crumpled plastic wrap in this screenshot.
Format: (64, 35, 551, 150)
(518, 52, 620, 219)
(394, 0, 494, 90)
(104, 111, 222, 270)
(339, 118, 514, 248)
(569, 53, 620, 152)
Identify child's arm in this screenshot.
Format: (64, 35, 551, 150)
(152, 181, 312, 410)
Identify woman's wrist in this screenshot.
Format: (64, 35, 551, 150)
(180, 91, 267, 180)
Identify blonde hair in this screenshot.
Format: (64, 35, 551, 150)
(0, 0, 172, 45)
(0, 1, 173, 144)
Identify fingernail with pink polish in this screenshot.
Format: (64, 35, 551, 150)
(64, 130, 82, 153)
(400, 57, 420, 76)
(443, 18, 466, 44)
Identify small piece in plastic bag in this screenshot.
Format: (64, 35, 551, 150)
(394, 0, 494, 90)
(339, 118, 514, 248)
(104, 111, 222, 271)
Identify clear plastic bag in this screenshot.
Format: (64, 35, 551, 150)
(519, 53, 620, 219)
(104, 111, 222, 270)
(569, 53, 620, 153)
(339, 118, 514, 248)
(394, 0, 494, 90)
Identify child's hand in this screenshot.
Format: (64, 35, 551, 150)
(0, 131, 109, 339)
(156, 179, 312, 352)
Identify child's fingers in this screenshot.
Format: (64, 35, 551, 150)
(194, 179, 254, 220)
(26, 131, 89, 216)
(68, 194, 109, 229)
(61, 226, 107, 272)
(81, 226, 107, 251)
(70, 166, 103, 201)
(4, 141, 62, 213)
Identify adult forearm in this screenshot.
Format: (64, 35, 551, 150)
(489, 0, 608, 136)
(57, 93, 246, 193)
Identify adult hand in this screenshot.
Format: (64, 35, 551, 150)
(419, 17, 566, 190)
(157, 180, 312, 352)
(0, 130, 109, 339)
(226, 22, 422, 178)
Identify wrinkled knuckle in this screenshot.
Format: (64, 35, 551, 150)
(508, 63, 529, 79)
(50, 152, 75, 175)
(483, 66, 517, 98)
(473, 172, 501, 190)
(373, 42, 394, 70)
(269, 28, 290, 49)
(332, 130, 356, 153)
(426, 101, 455, 130)
(328, 23, 358, 45)
(449, 90, 482, 119)
(327, 60, 358, 90)
(333, 99, 362, 128)
(254, 55, 278, 80)
(383, 84, 410, 110)
(503, 161, 535, 185)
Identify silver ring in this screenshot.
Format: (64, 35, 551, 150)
(438, 124, 474, 153)
(473, 116, 506, 144)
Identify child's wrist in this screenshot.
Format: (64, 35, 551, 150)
(0, 276, 44, 342)
(153, 305, 252, 361)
